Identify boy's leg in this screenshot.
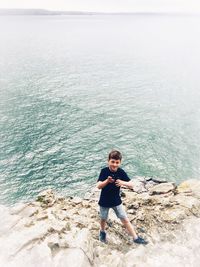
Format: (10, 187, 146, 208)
(113, 205, 148, 244)
(121, 218, 148, 244)
(112, 205, 138, 239)
(100, 219, 107, 232)
(99, 206, 109, 225)
(120, 218, 138, 240)
(99, 206, 109, 242)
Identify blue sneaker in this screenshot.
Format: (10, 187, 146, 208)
(99, 231, 107, 243)
(134, 236, 148, 245)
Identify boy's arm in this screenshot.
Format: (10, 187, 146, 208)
(97, 176, 114, 189)
(115, 179, 133, 189)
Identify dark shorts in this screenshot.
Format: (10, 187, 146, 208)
(99, 204, 128, 220)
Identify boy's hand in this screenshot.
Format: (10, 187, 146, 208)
(107, 176, 115, 183)
(115, 179, 124, 187)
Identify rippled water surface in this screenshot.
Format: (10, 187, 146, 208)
(0, 15, 200, 204)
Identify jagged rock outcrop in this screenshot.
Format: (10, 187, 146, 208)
(0, 178, 200, 267)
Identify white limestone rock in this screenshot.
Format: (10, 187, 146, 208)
(149, 183, 176, 195)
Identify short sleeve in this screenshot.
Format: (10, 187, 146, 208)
(121, 169, 130, 181)
(97, 168, 107, 182)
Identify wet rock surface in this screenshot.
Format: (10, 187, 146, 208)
(1, 178, 200, 267)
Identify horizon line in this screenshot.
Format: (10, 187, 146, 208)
(0, 8, 200, 16)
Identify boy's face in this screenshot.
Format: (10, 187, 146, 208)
(108, 158, 121, 172)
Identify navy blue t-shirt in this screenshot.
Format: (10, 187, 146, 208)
(97, 167, 130, 207)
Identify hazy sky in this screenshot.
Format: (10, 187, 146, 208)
(0, 0, 200, 13)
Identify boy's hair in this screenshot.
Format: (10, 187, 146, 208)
(108, 150, 122, 161)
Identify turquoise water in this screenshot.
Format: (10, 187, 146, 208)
(0, 15, 200, 204)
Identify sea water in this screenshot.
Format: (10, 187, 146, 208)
(0, 14, 200, 204)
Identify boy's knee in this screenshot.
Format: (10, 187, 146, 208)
(121, 218, 130, 224)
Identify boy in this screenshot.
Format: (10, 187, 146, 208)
(97, 150, 148, 245)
